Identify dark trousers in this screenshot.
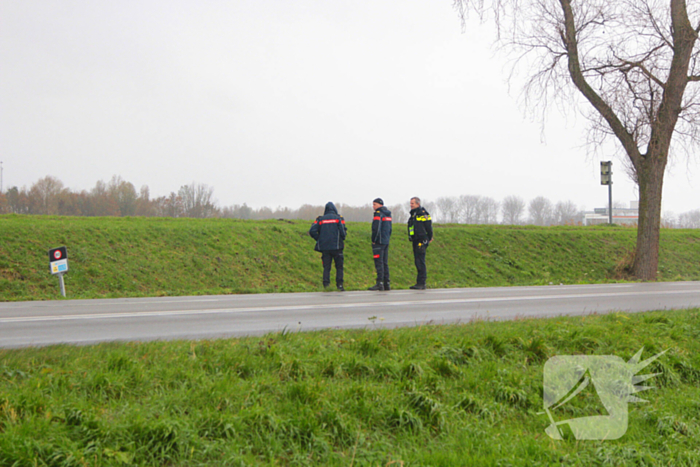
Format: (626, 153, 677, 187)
(322, 250, 344, 286)
(372, 243, 390, 285)
(412, 240, 428, 285)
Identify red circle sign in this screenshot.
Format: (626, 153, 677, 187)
(54, 250, 62, 260)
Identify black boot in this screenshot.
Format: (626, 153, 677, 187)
(337, 284, 345, 292)
(409, 284, 426, 290)
(368, 282, 384, 291)
(384, 282, 391, 291)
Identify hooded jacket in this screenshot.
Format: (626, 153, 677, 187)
(309, 202, 347, 251)
(371, 206, 392, 245)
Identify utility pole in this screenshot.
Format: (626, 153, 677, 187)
(600, 161, 613, 224)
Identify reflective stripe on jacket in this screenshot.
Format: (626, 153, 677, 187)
(408, 206, 433, 242)
(309, 202, 347, 251)
(371, 206, 392, 245)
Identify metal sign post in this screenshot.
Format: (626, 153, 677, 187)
(58, 273, 66, 297)
(608, 180, 613, 224)
(49, 246, 69, 297)
(600, 161, 613, 224)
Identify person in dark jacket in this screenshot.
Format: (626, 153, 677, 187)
(368, 198, 392, 291)
(309, 202, 347, 291)
(408, 197, 433, 289)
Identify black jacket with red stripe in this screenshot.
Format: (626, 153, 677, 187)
(309, 202, 347, 251)
(371, 206, 392, 245)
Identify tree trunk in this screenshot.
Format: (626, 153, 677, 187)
(632, 155, 666, 281)
(630, 0, 695, 281)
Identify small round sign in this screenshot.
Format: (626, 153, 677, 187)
(54, 250, 62, 260)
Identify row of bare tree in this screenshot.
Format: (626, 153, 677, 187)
(1, 175, 698, 227)
(0, 176, 217, 219)
(665, 210, 700, 229)
(0, 176, 404, 222)
(429, 195, 582, 226)
(221, 202, 410, 224)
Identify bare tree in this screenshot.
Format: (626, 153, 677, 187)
(108, 175, 138, 217)
(56, 190, 83, 216)
(678, 209, 700, 228)
(423, 200, 439, 224)
(0, 192, 9, 214)
(389, 203, 409, 224)
(155, 192, 184, 218)
(254, 206, 274, 220)
(296, 204, 324, 220)
(553, 200, 581, 225)
(662, 211, 678, 228)
(478, 196, 500, 224)
(272, 206, 294, 220)
(221, 203, 254, 219)
(136, 185, 156, 217)
(453, 0, 700, 279)
(528, 196, 554, 226)
(335, 203, 373, 222)
(501, 195, 526, 225)
(178, 182, 217, 218)
(28, 176, 64, 215)
(87, 180, 120, 216)
(5, 186, 30, 214)
(457, 194, 482, 223)
(436, 196, 459, 223)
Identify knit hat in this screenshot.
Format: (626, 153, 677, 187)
(373, 198, 384, 205)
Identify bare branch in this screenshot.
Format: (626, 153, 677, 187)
(451, 0, 700, 280)
(559, 0, 642, 165)
(645, 1, 673, 50)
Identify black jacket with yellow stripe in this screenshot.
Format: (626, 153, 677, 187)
(408, 206, 433, 242)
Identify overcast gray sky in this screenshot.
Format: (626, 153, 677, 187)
(1, 0, 697, 214)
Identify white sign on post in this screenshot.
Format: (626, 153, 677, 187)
(48, 246, 68, 297)
(51, 259, 68, 275)
(49, 247, 69, 274)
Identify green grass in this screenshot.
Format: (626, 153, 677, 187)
(1, 215, 700, 301)
(2, 216, 699, 465)
(0, 309, 698, 466)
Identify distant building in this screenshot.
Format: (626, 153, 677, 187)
(583, 201, 639, 226)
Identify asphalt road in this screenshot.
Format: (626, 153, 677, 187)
(1, 281, 699, 348)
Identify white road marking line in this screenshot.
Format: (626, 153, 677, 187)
(1, 289, 698, 324)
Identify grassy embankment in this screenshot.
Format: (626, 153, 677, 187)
(1, 215, 699, 465)
(1, 214, 700, 301)
(0, 309, 698, 465)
